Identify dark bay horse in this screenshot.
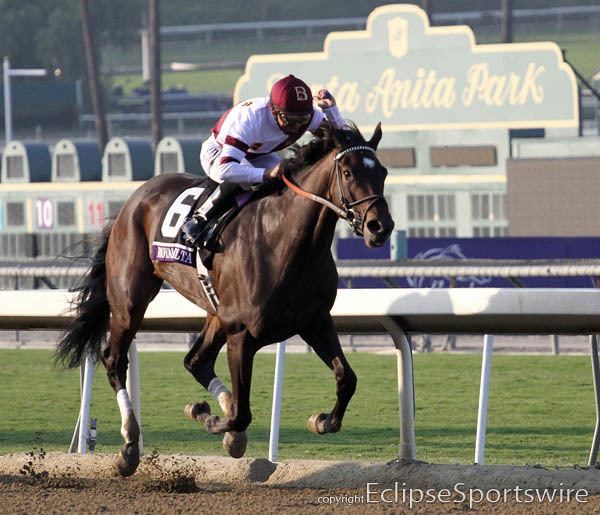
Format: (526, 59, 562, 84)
(56, 122, 394, 476)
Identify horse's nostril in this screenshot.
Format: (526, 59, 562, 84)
(366, 219, 383, 234)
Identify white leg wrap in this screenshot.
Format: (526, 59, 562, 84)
(208, 377, 229, 400)
(208, 378, 232, 416)
(117, 388, 134, 442)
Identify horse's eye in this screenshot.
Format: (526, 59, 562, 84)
(343, 169, 352, 179)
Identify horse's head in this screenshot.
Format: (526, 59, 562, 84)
(332, 123, 395, 247)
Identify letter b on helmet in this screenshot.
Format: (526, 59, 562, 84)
(294, 86, 308, 101)
(270, 75, 313, 114)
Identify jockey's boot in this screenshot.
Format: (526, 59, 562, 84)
(181, 182, 239, 248)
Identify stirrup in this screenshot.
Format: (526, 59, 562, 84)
(182, 217, 208, 247)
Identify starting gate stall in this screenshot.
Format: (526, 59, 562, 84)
(52, 139, 102, 182)
(100, 137, 155, 221)
(0, 141, 51, 267)
(45, 140, 104, 275)
(154, 136, 204, 176)
(1, 140, 51, 183)
(102, 137, 154, 182)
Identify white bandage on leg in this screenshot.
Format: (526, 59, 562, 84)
(208, 377, 229, 400)
(117, 388, 133, 417)
(116, 388, 134, 441)
(208, 378, 233, 416)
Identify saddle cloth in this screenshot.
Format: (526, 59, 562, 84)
(151, 177, 254, 270)
(151, 175, 282, 273)
(151, 177, 218, 269)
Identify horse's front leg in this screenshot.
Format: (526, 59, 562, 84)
(194, 329, 257, 439)
(184, 315, 247, 457)
(184, 315, 231, 415)
(300, 314, 357, 434)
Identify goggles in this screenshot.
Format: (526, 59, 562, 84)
(276, 110, 312, 126)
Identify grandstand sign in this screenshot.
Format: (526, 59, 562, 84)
(235, 4, 578, 133)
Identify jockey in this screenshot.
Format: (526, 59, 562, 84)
(181, 74, 345, 248)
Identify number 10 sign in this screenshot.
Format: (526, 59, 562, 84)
(35, 198, 54, 229)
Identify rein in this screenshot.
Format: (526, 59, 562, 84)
(281, 144, 384, 235)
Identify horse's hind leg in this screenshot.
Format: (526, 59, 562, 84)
(183, 316, 248, 457)
(102, 244, 162, 477)
(300, 314, 357, 434)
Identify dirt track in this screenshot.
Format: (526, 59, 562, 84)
(1, 452, 600, 513)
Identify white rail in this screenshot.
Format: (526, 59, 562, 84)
(1, 288, 600, 466)
(4, 259, 600, 284)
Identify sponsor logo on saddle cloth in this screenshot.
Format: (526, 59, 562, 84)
(151, 183, 213, 267)
(153, 242, 194, 266)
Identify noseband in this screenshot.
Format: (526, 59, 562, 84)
(281, 145, 385, 236)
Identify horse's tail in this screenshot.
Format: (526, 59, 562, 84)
(55, 222, 113, 368)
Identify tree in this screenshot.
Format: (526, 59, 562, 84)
(36, 2, 86, 79)
(80, 0, 108, 149)
(0, 1, 50, 68)
(501, 0, 513, 43)
(0, 0, 145, 81)
(149, 0, 162, 150)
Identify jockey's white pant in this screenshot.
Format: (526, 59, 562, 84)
(200, 135, 281, 189)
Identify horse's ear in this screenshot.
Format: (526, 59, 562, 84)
(368, 122, 382, 150)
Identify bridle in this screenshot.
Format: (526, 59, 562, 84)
(281, 144, 385, 236)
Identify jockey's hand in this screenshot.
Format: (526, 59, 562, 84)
(263, 164, 282, 182)
(314, 89, 336, 109)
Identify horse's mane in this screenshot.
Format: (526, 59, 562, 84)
(280, 122, 368, 176)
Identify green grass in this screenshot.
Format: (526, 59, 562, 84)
(510, 30, 600, 78)
(105, 37, 325, 72)
(113, 69, 242, 95)
(0, 350, 595, 466)
(108, 37, 324, 95)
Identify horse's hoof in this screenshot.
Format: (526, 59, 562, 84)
(307, 413, 329, 434)
(115, 442, 140, 477)
(184, 401, 211, 421)
(222, 431, 247, 458)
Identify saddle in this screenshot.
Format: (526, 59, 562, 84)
(196, 203, 242, 269)
(197, 180, 282, 269)
(152, 177, 281, 272)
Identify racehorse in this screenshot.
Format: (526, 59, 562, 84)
(56, 122, 394, 477)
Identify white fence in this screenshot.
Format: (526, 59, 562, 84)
(1, 288, 600, 465)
